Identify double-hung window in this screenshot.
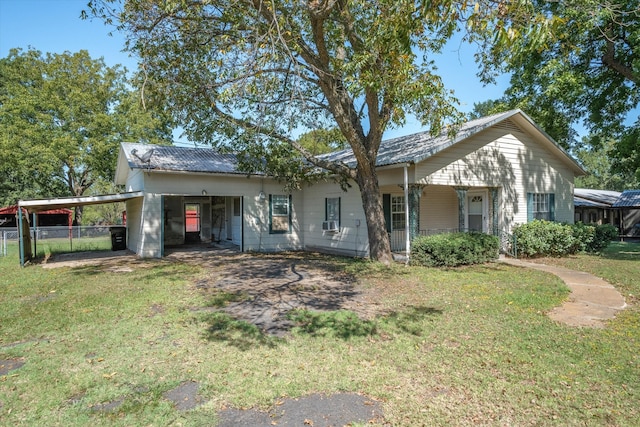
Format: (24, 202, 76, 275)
(270, 194, 291, 233)
(527, 193, 555, 221)
(325, 197, 340, 228)
(391, 195, 406, 230)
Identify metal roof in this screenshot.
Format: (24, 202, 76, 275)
(18, 192, 144, 212)
(316, 109, 585, 174)
(613, 190, 640, 208)
(573, 196, 611, 208)
(574, 188, 621, 206)
(120, 142, 248, 175)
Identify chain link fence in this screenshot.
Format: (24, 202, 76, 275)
(1, 226, 113, 257)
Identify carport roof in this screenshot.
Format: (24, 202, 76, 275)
(613, 190, 640, 208)
(18, 192, 144, 212)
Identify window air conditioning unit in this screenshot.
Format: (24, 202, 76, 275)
(322, 220, 339, 231)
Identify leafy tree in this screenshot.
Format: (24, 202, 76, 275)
(574, 137, 639, 190)
(0, 48, 174, 223)
(298, 128, 347, 156)
(475, 0, 639, 163)
(88, 0, 549, 263)
(82, 179, 126, 225)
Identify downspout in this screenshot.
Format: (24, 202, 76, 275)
(404, 164, 410, 264)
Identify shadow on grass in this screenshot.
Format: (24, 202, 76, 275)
(200, 312, 283, 350)
(600, 242, 640, 261)
(287, 309, 378, 339)
(199, 305, 444, 350)
(381, 306, 443, 336)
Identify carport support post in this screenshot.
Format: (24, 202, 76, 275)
(18, 206, 24, 267)
(32, 213, 37, 259)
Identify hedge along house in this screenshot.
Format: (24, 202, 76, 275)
(113, 110, 586, 259)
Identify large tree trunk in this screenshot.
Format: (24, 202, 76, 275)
(73, 205, 84, 226)
(355, 167, 392, 264)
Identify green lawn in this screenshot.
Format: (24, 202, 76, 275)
(1, 243, 638, 426)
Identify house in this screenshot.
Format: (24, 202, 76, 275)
(612, 190, 640, 238)
(113, 109, 586, 258)
(573, 189, 640, 238)
(573, 188, 621, 227)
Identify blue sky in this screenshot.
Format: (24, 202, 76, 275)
(0, 0, 510, 142)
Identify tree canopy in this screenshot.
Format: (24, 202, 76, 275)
(474, 0, 639, 176)
(0, 48, 174, 222)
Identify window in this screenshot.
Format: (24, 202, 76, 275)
(325, 197, 340, 225)
(391, 195, 405, 230)
(527, 193, 555, 221)
(270, 194, 291, 233)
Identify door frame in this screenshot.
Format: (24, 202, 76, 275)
(465, 189, 488, 233)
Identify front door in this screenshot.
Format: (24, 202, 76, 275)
(467, 192, 487, 232)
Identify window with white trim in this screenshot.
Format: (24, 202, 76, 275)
(391, 195, 405, 230)
(270, 194, 291, 233)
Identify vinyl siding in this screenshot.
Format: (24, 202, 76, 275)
(421, 185, 459, 231)
(301, 181, 369, 257)
(414, 120, 576, 230)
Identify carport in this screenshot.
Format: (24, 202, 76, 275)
(17, 192, 143, 266)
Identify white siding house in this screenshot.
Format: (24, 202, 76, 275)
(114, 110, 586, 258)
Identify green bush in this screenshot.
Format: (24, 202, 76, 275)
(588, 223, 618, 252)
(570, 222, 596, 253)
(512, 220, 577, 257)
(410, 232, 499, 267)
(513, 220, 618, 257)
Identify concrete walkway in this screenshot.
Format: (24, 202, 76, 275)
(500, 258, 627, 328)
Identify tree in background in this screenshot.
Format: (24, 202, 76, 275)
(0, 48, 173, 223)
(88, 0, 552, 263)
(574, 137, 640, 190)
(297, 128, 347, 156)
(474, 0, 638, 171)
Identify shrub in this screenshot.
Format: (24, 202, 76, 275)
(410, 232, 499, 267)
(588, 223, 618, 252)
(570, 222, 596, 253)
(513, 220, 618, 257)
(513, 220, 579, 257)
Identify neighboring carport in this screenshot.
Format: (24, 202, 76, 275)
(17, 192, 144, 266)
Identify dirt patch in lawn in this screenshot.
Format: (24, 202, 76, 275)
(177, 250, 385, 336)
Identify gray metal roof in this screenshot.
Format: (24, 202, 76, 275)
(574, 196, 611, 208)
(613, 190, 640, 208)
(316, 109, 582, 170)
(120, 142, 247, 175)
(120, 109, 584, 177)
(574, 188, 621, 206)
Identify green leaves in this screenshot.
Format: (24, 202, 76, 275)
(0, 48, 173, 210)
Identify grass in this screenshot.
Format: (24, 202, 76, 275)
(1, 243, 639, 426)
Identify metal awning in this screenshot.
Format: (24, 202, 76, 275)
(18, 192, 144, 212)
(17, 192, 144, 266)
